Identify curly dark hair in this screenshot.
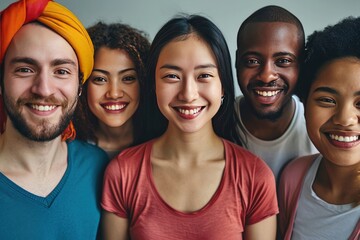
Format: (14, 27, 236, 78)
(73, 21, 150, 146)
(296, 16, 360, 103)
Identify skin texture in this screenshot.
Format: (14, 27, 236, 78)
(155, 35, 223, 136)
(236, 22, 302, 140)
(306, 57, 360, 205)
(0, 23, 79, 197)
(102, 34, 277, 240)
(87, 47, 139, 151)
(3, 23, 79, 142)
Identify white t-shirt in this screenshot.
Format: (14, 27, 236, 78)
(235, 95, 318, 180)
(292, 155, 360, 240)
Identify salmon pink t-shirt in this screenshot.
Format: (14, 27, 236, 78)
(101, 139, 278, 239)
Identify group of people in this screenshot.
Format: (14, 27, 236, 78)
(0, 0, 358, 239)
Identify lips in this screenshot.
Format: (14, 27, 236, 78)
(252, 88, 283, 105)
(327, 133, 360, 148)
(175, 106, 203, 119)
(101, 102, 127, 112)
(255, 90, 281, 97)
(329, 134, 359, 143)
(29, 104, 57, 112)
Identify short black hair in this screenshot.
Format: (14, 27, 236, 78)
(236, 5, 305, 51)
(296, 16, 360, 103)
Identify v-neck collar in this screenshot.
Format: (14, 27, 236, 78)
(0, 154, 71, 208)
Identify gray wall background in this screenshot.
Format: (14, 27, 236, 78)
(2, 0, 360, 95)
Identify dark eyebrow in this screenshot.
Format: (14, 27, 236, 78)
(9, 57, 77, 68)
(10, 57, 38, 66)
(159, 64, 182, 71)
(51, 58, 77, 68)
(314, 86, 360, 97)
(195, 64, 217, 70)
(92, 67, 136, 75)
(159, 64, 217, 71)
(240, 51, 261, 59)
(313, 86, 338, 95)
(273, 52, 297, 60)
(240, 51, 297, 60)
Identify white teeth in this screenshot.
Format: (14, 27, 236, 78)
(255, 90, 280, 97)
(104, 104, 126, 111)
(329, 134, 359, 142)
(31, 104, 56, 111)
(178, 107, 201, 115)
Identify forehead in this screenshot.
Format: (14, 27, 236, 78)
(157, 34, 216, 66)
(4, 23, 78, 66)
(238, 22, 301, 56)
(313, 57, 360, 90)
(94, 47, 134, 65)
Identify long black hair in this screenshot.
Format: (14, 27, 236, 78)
(144, 14, 244, 145)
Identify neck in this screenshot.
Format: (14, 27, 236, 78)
(95, 120, 134, 152)
(314, 158, 359, 205)
(0, 124, 67, 175)
(240, 96, 295, 140)
(153, 123, 224, 164)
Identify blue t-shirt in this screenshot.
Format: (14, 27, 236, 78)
(0, 140, 109, 240)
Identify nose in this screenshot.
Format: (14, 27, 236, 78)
(30, 72, 56, 97)
(258, 62, 278, 83)
(178, 77, 199, 102)
(105, 81, 124, 99)
(332, 103, 359, 127)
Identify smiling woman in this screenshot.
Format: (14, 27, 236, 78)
(279, 16, 360, 240)
(73, 21, 150, 159)
(100, 14, 278, 240)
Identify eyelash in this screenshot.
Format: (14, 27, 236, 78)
(242, 58, 293, 67)
(317, 97, 336, 106)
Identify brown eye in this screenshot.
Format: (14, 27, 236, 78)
(316, 97, 336, 107)
(56, 69, 70, 75)
(92, 77, 107, 84)
(244, 59, 260, 67)
(123, 75, 137, 83)
(276, 58, 292, 66)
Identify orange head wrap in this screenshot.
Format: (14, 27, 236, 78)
(0, 0, 94, 141)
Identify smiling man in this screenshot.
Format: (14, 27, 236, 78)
(0, 0, 108, 239)
(235, 5, 317, 180)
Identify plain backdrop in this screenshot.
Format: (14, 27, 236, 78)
(1, 0, 360, 95)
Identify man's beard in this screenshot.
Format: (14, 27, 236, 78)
(3, 93, 77, 142)
(251, 104, 285, 122)
(245, 80, 291, 121)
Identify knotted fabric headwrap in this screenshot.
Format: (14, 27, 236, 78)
(0, 0, 94, 141)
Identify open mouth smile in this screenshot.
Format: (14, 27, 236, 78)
(174, 106, 204, 119)
(177, 107, 202, 116)
(255, 90, 281, 97)
(29, 104, 57, 112)
(102, 104, 127, 111)
(329, 134, 359, 143)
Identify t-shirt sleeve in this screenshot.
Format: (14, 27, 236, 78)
(101, 158, 128, 218)
(246, 157, 279, 225)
